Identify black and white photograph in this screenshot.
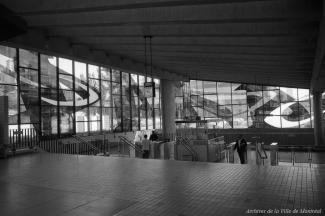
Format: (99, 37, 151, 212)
(0, 0, 324, 215)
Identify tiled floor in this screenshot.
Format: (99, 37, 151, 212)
(0, 153, 324, 216)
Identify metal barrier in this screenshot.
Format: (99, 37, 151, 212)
(9, 128, 39, 151)
(277, 145, 313, 167)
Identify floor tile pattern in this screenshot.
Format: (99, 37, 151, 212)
(0, 153, 324, 216)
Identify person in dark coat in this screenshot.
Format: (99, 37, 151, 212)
(149, 130, 158, 141)
(234, 135, 247, 164)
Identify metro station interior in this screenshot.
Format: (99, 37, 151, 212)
(0, 0, 325, 215)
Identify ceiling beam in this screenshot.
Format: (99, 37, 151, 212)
(1, 29, 186, 81)
(45, 22, 319, 37)
(16, 0, 274, 15)
(29, 18, 320, 28)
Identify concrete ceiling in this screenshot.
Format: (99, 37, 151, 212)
(1, 0, 324, 90)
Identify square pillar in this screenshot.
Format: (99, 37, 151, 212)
(0, 96, 9, 158)
(312, 91, 324, 146)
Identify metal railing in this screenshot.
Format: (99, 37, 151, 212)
(176, 136, 198, 161)
(277, 145, 313, 167)
(9, 128, 39, 151)
(72, 135, 103, 155)
(119, 136, 143, 157)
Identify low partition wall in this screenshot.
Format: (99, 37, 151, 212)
(213, 128, 314, 146)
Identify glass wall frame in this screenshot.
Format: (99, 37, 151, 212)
(0, 44, 161, 137)
(176, 79, 319, 129)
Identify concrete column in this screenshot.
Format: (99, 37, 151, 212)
(161, 79, 176, 140)
(0, 96, 9, 158)
(313, 91, 324, 146)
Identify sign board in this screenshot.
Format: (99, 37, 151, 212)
(144, 81, 155, 97)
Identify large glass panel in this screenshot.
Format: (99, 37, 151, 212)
(217, 82, 231, 105)
(20, 105, 39, 124)
(203, 95, 217, 118)
(19, 49, 38, 69)
(20, 68, 39, 124)
(232, 83, 246, 105)
(122, 105, 131, 131)
(233, 105, 247, 128)
(112, 95, 121, 107)
(101, 67, 110, 80)
(217, 105, 232, 128)
(264, 115, 281, 128)
(140, 100, 147, 130)
(263, 90, 280, 115)
(59, 90, 74, 105)
(203, 81, 216, 94)
(112, 69, 120, 82)
(76, 121, 88, 133)
(154, 88, 160, 108)
(147, 107, 153, 130)
(88, 64, 99, 79)
(101, 81, 111, 107)
(89, 107, 100, 121)
(121, 72, 129, 96)
(41, 88, 57, 105)
(41, 106, 57, 135)
(280, 87, 298, 102)
(41, 55, 57, 88)
(112, 106, 121, 132)
(102, 107, 112, 131)
(190, 80, 203, 95)
(112, 82, 121, 95)
(132, 107, 139, 131)
(59, 74, 73, 90)
(175, 97, 184, 120)
(154, 109, 161, 129)
(74, 61, 87, 82)
(281, 102, 300, 128)
(298, 101, 311, 128)
(58, 58, 72, 75)
(60, 107, 74, 134)
(0, 85, 18, 125)
(89, 121, 100, 132)
(89, 79, 100, 106)
(0, 46, 17, 85)
(76, 107, 88, 122)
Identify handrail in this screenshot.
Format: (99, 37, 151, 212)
(119, 136, 143, 153)
(72, 135, 102, 155)
(176, 136, 198, 161)
(208, 136, 224, 143)
(157, 140, 169, 148)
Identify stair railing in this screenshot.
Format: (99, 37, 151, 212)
(176, 136, 198, 161)
(119, 136, 143, 157)
(72, 135, 102, 155)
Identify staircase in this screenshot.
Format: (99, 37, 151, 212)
(119, 136, 143, 158)
(176, 136, 198, 161)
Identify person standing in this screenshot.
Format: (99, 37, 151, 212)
(149, 130, 158, 141)
(141, 134, 150, 159)
(234, 135, 247, 164)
